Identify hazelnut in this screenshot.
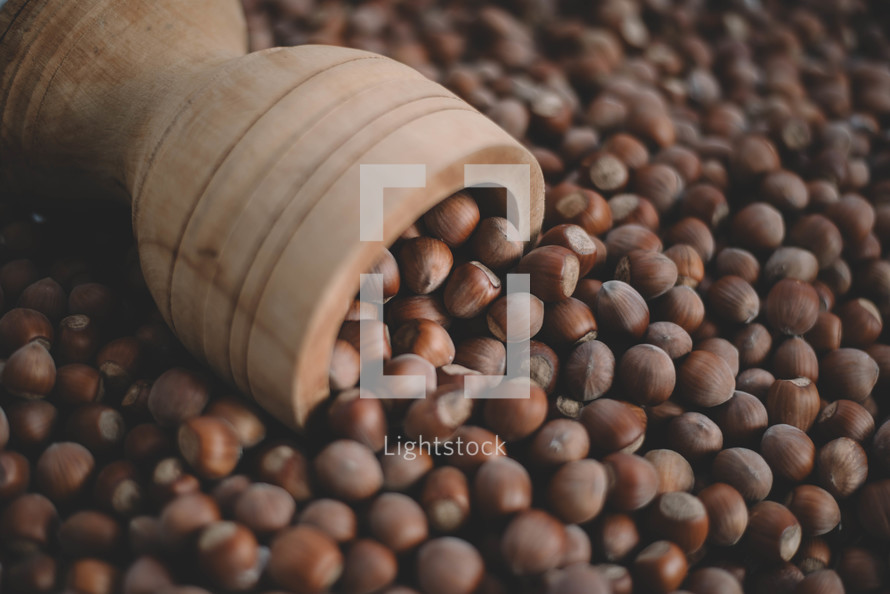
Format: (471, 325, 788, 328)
(545, 184, 612, 236)
(386, 295, 450, 328)
(677, 350, 735, 407)
(364, 247, 400, 303)
(766, 377, 821, 431)
(0, 307, 53, 355)
(0, 493, 58, 554)
(664, 244, 705, 287)
(404, 386, 472, 442)
(96, 337, 142, 393)
(707, 275, 759, 324)
(633, 540, 688, 594)
(529, 419, 589, 466)
(482, 381, 548, 441)
(772, 337, 819, 381)
(516, 245, 580, 302)
(563, 339, 615, 401)
(643, 321, 693, 359)
(421, 466, 470, 533)
(205, 397, 266, 449)
(604, 452, 658, 511)
(815, 437, 867, 498)
(398, 237, 453, 295)
(380, 443, 433, 491)
(267, 525, 343, 593)
(501, 509, 567, 575)
(341, 538, 398, 594)
(454, 337, 506, 376)
(712, 391, 768, 447)
(644, 449, 694, 494)
(547, 458, 608, 524)
(211, 474, 250, 515)
(585, 150, 629, 192)
(196, 521, 261, 591)
(678, 184, 728, 229)
(814, 399, 874, 443)
(605, 224, 663, 263)
(632, 163, 684, 213)
(122, 556, 173, 594)
(746, 501, 802, 562)
(298, 498, 356, 543)
(825, 193, 875, 242)
(667, 412, 723, 461)
(391, 318, 455, 367)
(523, 340, 560, 394)
(0, 450, 30, 501)
(233, 483, 294, 536)
(178, 416, 242, 480)
(314, 439, 382, 501)
(608, 193, 660, 231)
(788, 214, 843, 269)
(158, 491, 219, 547)
(650, 285, 705, 333)
(595, 280, 649, 339)
(54, 363, 104, 405)
(124, 423, 172, 467)
(731, 202, 785, 252)
(561, 524, 593, 567)
(65, 558, 120, 594)
(785, 484, 840, 537)
(712, 448, 773, 502)
(836, 546, 885, 592)
(327, 388, 387, 451)
(471, 217, 524, 271)
(474, 457, 532, 516)
(794, 570, 844, 594)
(486, 292, 544, 342)
(255, 444, 311, 502)
(715, 248, 760, 284)
(763, 247, 819, 286)
(836, 298, 883, 347)
(93, 460, 144, 516)
(539, 224, 599, 276)
(66, 404, 125, 455)
(647, 492, 709, 553)
(698, 483, 748, 547)
(445, 425, 505, 469)
(5, 553, 57, 593)
(580, 399, 646, 455)
(614, 251, 678, 300)
(6, 400, 57, 448)
(736, 368, 776, 399)
(147, 368, 210, 428)
(766, 279, 820, 336)
(697, 337, 740, 377)
(818, 348, 879, 402)
(541, 297, 597, 346)
(328, 339, 359, 391)
(443, 261, 501, 318)
(731, 134, 780, 179)
(760, 424, 815, 482)
(665, 217, 714, 262)
(805, 312, 843, 353)
(367, 492, 428, 553)
(2, 341, 56, 399)
(417, 537, 484, 594)
(592, 513, 640, 562)
(35, 441, 94, 504)
(685, 567, 743, 594)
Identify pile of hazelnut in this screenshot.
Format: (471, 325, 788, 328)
(1, 0, 890, 593)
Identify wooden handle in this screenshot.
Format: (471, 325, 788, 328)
(0, 0, 545, 428)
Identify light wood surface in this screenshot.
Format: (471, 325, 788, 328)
(0, 0, 545, 427)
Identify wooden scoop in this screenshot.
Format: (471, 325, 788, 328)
(0, 0, 544, 427)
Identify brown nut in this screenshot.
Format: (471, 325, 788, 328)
(643, 321, 693, 360)
(785, 484, 840, 537)
(398, 237, 453, 295)
(712, 448, 773, 503)
(196, 521, 260, 592)
(297, 498, 356, 543)
(604, 452, 658, 511)
(516, 245, 581, 302)
(443, 261, 501, 319)
(707, 275, 759, 324)
(178, 416, 242, 480)
(421, 466, 470, 533)
(2, 341, 56, 399)
(486, 292, 544, 342)
(563, 339, 615, 401)
(645, 449, 694, 495)
(633, 540, 688, 594)
(746, 501, 802, 562)
(765, 279, 820, 336)
(698, 483, 748, 546)
(35, 441, 94, 505)
(677, 350, 735, 407)
(391, 318, 455, 367)
(615, 250, 678, 300)
(818, 348, 879, 402)
(233, 483, 295, 536)
(471, 217, 524, 271)
(766, 377, 821, 432)
(368, 492, 428, 552)
(617, 344, 675, 406)
(267, 525, 343, 593)
(547, 458, 608, 524)
(580, 399, 646, 455)
(595, 280, 649, 339)
(760, 424, 815, 482)
(417, 537, 484, 594)
(667, 412, 723, 461)
(500, 509, 567, 576)
(147, 368, 210, 428)
(474, 457, 532, 517)
(529, 419, 589, 467)
(815, 437, 867, 498)
(423, 191, 480, 248)
(314, 439, 382, 501)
